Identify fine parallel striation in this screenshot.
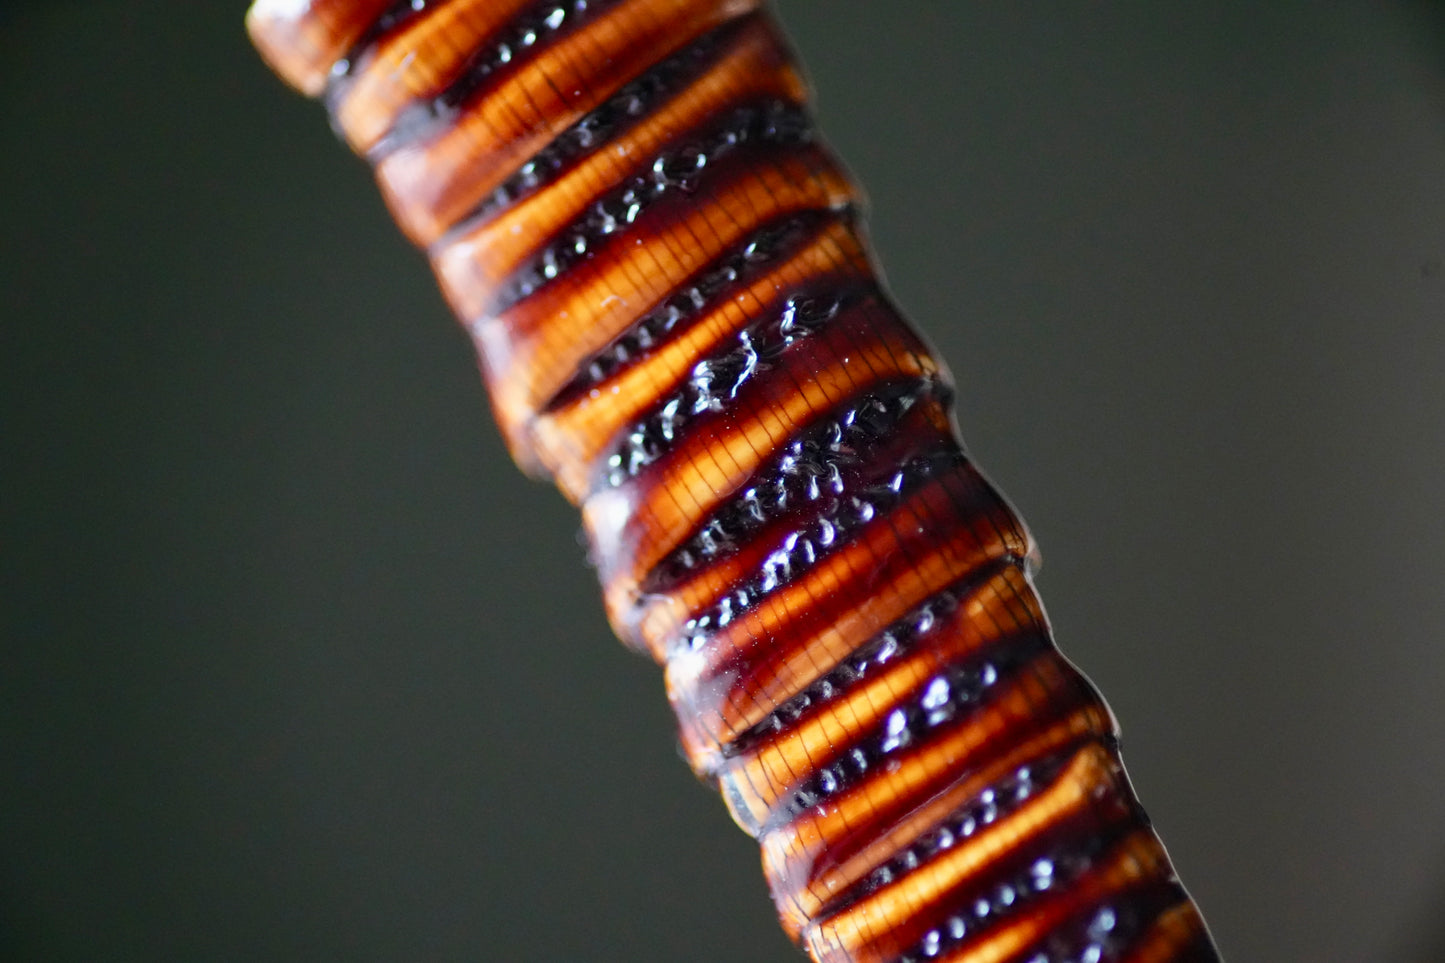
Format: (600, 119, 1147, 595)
(246, 2, 1222, 961)
(491, 98, 816, 316)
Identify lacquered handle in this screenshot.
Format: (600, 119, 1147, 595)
(246, 3, 1220, 960)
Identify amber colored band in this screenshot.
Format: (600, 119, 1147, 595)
(246, 2, 1221, 960)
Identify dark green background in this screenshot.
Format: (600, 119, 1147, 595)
(4, 2, 1445, 959)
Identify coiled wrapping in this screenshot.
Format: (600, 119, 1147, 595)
(247, 2, 1221, 960)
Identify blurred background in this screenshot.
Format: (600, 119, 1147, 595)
(3, 1, 1444, 959)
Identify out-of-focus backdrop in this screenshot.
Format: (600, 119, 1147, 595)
(4, 2, 1444, 960)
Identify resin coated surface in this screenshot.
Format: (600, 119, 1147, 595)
(246, 1, 1226, 959)
(8, 2, 1445, 961)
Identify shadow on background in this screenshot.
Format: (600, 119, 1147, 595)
(1409, 0, 1445, 70)
(1391, 856, 1445, 963)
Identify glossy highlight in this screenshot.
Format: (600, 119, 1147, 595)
(245, 2, 1221, 960)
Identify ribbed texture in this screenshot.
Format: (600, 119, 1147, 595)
(245, 2, 1221, 960)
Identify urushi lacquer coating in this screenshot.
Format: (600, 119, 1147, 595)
(247, 2, 1221, 960)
